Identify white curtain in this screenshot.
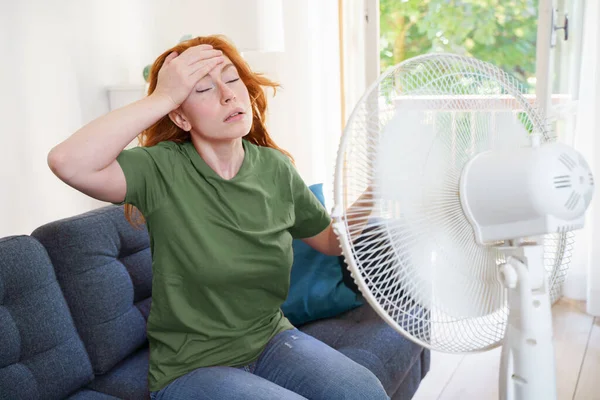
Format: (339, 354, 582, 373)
(340, 0, 368, 126)
(242, 1, 342, 209)
(562, 0, 600, 315)
(576, 0, 600, 315)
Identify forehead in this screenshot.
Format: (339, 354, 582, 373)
(207, 56, 238, 77)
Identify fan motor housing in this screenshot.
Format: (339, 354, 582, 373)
(459, 142, 594, 244)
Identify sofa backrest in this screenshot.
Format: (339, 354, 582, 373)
(31, 206, 152, 375)
(0, 235, 94, 400)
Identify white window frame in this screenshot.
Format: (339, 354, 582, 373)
(358, 0, 583, 126)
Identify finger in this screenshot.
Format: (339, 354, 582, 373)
(189, 56, 225, 77)
(189, 56, 225, 79)
(184, 50, 224, 67)
(178, 44, 216, 63)
(163, 51, 179, 65)
(188, 50, 225, 67)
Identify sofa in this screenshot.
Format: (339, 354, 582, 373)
(0, 205, 429, 399)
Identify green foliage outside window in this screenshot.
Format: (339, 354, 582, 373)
(380, 0, 538, 92)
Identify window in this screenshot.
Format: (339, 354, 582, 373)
(379, 0, 539, 93)
(341, 0, 583, 142)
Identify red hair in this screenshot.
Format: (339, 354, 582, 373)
(125, 35, 292, 227)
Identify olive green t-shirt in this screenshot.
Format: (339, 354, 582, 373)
(113, 139, 331, 392)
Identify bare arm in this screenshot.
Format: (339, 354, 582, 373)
(47, 45, 224, 203)
(302, 188, 374, 256)
(47, 95, 176, 203)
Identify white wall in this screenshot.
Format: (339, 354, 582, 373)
(340, 0, 367, 125)
(0, 0, 342, 237)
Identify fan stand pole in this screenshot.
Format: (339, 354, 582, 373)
(498, 243, 558, 400)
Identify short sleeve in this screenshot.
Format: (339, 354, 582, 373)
(287, 163, 331, 239)
(111, 143, 176, 216)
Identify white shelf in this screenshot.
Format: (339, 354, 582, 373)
(106, 84, 148, 111)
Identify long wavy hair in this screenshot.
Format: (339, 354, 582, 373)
(125, 35, 292, 228)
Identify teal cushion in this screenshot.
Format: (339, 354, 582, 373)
(282, 183, 363, 326)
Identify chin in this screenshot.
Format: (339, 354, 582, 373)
(218, 129, 250, 142)
(226, 122, 253, 139)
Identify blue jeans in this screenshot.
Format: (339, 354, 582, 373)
(149, 328, 389, 399)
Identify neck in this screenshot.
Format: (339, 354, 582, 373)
(190, 136, 245, 180)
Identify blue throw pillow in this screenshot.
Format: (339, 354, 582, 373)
(282, 183, 363, 326)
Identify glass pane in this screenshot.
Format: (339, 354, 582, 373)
(549, 0, 583, 144)
(378, 0, 582, 143)
(379, 0, 539, 93)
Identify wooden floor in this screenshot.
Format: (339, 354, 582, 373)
(412, 298, 599, 400)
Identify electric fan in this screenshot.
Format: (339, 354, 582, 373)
(331, 53, 594, 400)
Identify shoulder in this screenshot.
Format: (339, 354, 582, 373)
(245, 142, 299, 189)
(117, 141, 185, 177)
(125, 140, 185, 162)
(142, 140, 182, 155)
(247, 141, 293, 169)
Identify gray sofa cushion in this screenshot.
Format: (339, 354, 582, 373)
(31, 206, 152, 375)
(86, 347, 150, 400)
(300, 301, 429, 399)
(66, 390, 121, 399)
(0, 236, 94, 400)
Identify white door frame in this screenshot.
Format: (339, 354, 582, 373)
(535, 0, 556, 120)
(364, 0, 380, 87)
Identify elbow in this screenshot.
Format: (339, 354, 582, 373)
(47, 147, 61, 174)
(47, 147, 74, 181)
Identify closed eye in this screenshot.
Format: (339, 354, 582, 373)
(196, 78, 240, 93)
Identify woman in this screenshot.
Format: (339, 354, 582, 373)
(48, 35, 386, 400)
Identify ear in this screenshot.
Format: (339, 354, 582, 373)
(168, 109, 192, 132)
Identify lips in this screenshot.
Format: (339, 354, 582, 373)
(224, 108, 245, 122)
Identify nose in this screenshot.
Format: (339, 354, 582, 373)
(220, 82, 236, 105)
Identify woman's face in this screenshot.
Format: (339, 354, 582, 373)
(179, 56, 253, 141)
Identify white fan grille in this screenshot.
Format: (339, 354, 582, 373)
(335, 54, 573, 353)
